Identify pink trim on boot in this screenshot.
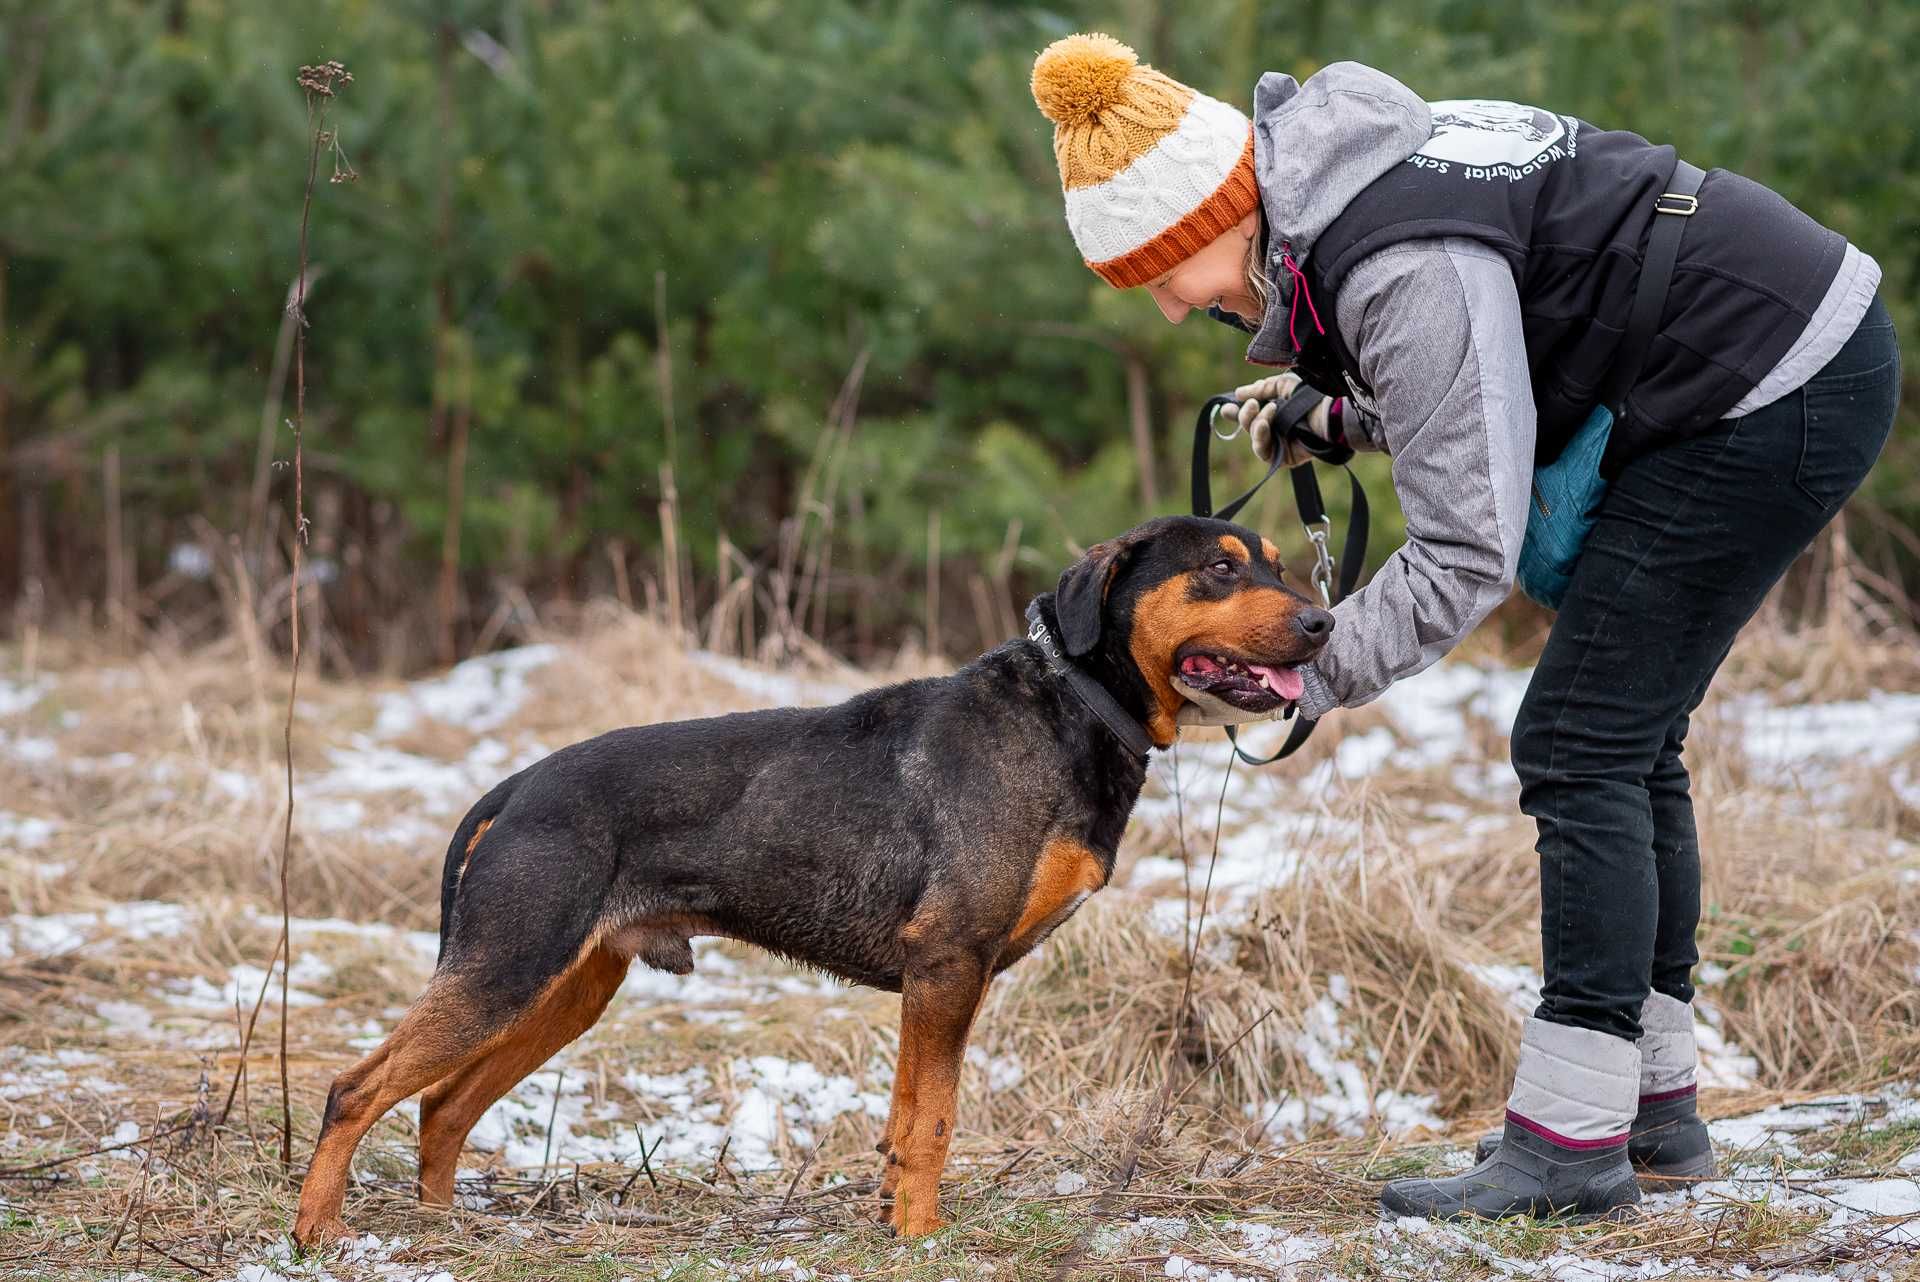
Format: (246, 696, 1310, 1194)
(1505, 1109, 1629, 1151)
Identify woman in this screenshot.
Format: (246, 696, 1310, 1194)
(1030, 33, 1899, 1221)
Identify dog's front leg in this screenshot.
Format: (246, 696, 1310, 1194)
(874, 1031, 917, 1197)
(883, 951, 986, 1237)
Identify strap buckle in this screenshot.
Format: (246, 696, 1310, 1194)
(1654, 192, 1698, 216)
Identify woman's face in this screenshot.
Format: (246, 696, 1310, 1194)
(1142, 211, 1263, 325)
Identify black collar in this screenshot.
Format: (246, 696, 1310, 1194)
(1024, 600, 1155, 762)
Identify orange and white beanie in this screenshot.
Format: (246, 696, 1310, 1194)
(1030, 33, 1258, 289)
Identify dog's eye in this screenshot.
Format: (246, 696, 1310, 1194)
(1208, 559, 1236, 578)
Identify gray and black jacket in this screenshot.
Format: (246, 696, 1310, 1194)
(1231, 64, 1882, 718)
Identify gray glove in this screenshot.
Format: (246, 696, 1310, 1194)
(1232, 373, 1334, 466)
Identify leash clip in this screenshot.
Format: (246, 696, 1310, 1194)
(1305, 519, 1335, 608)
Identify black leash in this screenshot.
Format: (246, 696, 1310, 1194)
(1190, 390, 1370, 765)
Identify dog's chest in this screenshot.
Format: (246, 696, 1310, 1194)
(998, 837, 1109, 968)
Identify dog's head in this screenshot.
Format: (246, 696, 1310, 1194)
(1046, 515, 1333, 747)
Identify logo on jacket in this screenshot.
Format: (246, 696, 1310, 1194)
(1408, 99, 1578, 181)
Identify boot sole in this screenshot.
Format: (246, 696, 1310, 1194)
(1376, 1196, 1641, 1225)
(1472, 1140, 1717, 1189)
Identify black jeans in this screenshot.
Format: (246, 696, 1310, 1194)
(1513, 295, 1901, 1042)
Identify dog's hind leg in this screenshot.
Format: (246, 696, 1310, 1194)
(292, 974, 499, 1247)
(416, 940, 629, 1204)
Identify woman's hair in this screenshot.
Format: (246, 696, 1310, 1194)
(1241, 228, 1273, 322)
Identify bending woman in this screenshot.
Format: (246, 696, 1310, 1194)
(1029, 33, 1898, 1221)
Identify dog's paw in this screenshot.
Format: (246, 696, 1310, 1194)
(885, 1198, 947, 1238)
(291, 1214, 352, 1251)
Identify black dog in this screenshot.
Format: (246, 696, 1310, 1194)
(293, 514, 1332, 1242)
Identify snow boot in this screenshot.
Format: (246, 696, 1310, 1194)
(1472, 993, 1715, 1183)
(1383, 1018, 1642, 1222)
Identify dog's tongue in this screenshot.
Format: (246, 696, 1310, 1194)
(1250, 664, 1304, 702)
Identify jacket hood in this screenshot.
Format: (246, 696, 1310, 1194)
(1243, 62, 1431, 365)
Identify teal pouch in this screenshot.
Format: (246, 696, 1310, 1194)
(1517, 405, 1612, 609)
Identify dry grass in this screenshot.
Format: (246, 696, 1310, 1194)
(2, 604, 1917, 1279)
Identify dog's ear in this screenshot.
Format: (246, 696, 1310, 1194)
(1055, 536, 1140, 656)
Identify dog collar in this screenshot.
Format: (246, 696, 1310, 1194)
(1023, 601, 1155, 762)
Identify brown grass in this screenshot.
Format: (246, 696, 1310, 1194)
(2, 604, 1917, 1278)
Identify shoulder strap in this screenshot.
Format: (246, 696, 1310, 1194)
(1598, 158, 1705, 416)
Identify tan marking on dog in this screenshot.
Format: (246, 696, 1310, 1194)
(1129, 575, 1312, 746)
(1217, 534, 1250, 563)
(455, 819, 494, 886)
(1261, 537, 1282, 565)
(1004, 838, 1106, 960)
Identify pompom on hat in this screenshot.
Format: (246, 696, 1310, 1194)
(1031, 33, 1258, 288)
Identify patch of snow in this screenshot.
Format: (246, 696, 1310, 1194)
(1333, 727, 1397, 779)
(6, 734, 57, 762)
(0, 900, 192, 959)
(684, 652, 860, 708)
(966, 1045, 1024, 1091)
(1825, 1178, 1920, 1244)
(241, 909, 440, 963)
(308, 735, 550, 816)
(0, 810, 58, 849)
(233, 1233, 455, 1282)
(1693, 1000, 1759, 1089)
(1465, 962, 1540, 1016)
(468, 1050, 886, 1176)
(207, 768, 257, 801)
(168, 543, 214, 580)
(373, 644, 559, 738)
(0, 674, 51, 718)
(1248, 977, 1444, 1139)
(1228, 1220, 1325, 1270)
(1709, 1096, 1873, 1156)
(1731, 690, 1920, 770)
(165, 953, 333, 1012)
(0, 1049, 125, 1102)
(724, 1055, 890, 1168)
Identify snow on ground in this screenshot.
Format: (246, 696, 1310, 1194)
(5, 642, 1917, 1280)
(0, 808, 59, 850)
(0, 900, 193, 960)
(0, 672, 50, 718)
(1731, 689, 1920, 772)
(1129, 658, 1539, 917)
(684, 651, 861, 708)
(1090, 1087, 1920, 1282)
(372, 644, 561, 738)
(1245, 975, 1446, 1140)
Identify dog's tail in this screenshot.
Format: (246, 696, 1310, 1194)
(436, 775, 519, 962)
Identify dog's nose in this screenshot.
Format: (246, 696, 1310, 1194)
(1293, 607, 1334, 644)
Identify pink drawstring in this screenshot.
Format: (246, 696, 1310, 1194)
(1281, 244, 1325, 351)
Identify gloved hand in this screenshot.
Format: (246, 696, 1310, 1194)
(1232, 373, 1335, 467)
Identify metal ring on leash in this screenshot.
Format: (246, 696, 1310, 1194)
(1190, 389, 1372, 766)
(1210, 398, 1244, 442)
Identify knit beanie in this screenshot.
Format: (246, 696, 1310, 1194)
(1030, 33, 1258, 289)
